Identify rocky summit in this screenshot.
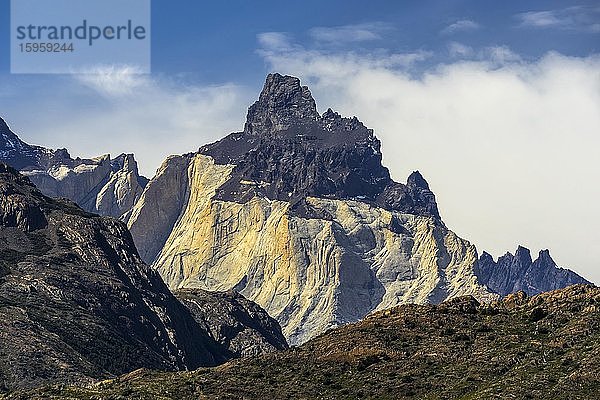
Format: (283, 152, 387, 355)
(0, 117, 148, 218)
(199, 73, 439, 218)
(0, 163, 285, 393)
(14, 284, 600, 399)
(126, 74, 497, 345)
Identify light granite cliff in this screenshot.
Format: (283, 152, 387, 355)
(127, 74, 498, 345)
(0, 117, 148, 218)
(124, 154, 234, 263)
(147, 169, 495, 344)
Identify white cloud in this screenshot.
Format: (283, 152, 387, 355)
(309, 22, 391, 44)
(258, 32, 430, 77)
(442, 19, 480, 34)
(518, 11, 563, 28)
(448, 42, 473, 58)
(257, 36, 600, 284)
(1, 68, 252, 177)
(76, 65, 148, 96)
(482, 45, 522, 64)
(516, 6, 600, 32)
(257, 32, 293, 50)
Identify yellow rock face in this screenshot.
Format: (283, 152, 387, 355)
(130, 154, 496, 345)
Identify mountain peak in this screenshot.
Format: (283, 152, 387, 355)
(515, 245, 532, 261)
(197, 73, 440, 219)
(0, 116, 10, 132)
(407, 171, 430, 190)
(0, 117, 26, 152)
(244, 73, 319, 135)
(535, 249, 556, 267)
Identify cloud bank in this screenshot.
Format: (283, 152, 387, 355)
(0, 70, 251, 177)
(257, 34, 600, 284)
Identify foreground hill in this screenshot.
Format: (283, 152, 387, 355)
(0, 163, 228, 391)
(13, 284, 599, 399)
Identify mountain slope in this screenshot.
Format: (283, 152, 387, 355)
(0, 117, 147, 218)
(15, 284, 600, 399)
(0, 163, 230, 392)
(175, 289, 288, 357)
(476, 246, 590, 296)
(126, 74, 497, 345)
(0, 118, 54, 171)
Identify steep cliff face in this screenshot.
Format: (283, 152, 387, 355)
(0, 163, 231, 392)
(475, 246, 590, 296)
(0, 117, 147, 218)
(175, 288, 288, 357)
(128, 74, 496, 345)
(124, 154, 234, 264)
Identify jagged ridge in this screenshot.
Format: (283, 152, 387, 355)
(476, 246, 590, 296)
(0, 117, 147, 218)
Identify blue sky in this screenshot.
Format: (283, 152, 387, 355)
(1, 0, 598, 82)
(146, 0, 599, 83)
(0, 1, 599, 283)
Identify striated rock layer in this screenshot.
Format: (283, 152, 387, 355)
(0, 117, 147, 218)
(127, 74, 497, 345)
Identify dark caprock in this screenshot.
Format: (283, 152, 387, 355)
(199, 73, 440, 219)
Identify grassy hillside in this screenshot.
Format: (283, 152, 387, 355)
(7, 284, 600, 400)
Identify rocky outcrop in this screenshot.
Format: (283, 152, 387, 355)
(0, 163, 231, 392)
(175, 289, 288, 357)
(475, 246, 590, 296)
(0, 164, 47, 232)
(128, 74, 496, 345)
(0, 117, 147, 218)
